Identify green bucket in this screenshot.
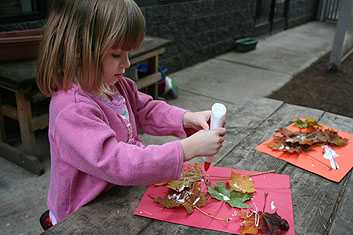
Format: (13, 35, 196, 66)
(235, 38, 258, 52)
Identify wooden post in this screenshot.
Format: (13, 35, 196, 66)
(0, 94, 7, 142)
(329, 0, 353, 70)
(147, 55, 159, 99)
(15, 92, 36, 155)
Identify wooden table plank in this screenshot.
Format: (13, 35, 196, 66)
(126, 97, 285, 235)
(218, 102, 324, 171)
(41, 98, 353, 234)
(43, 186, 151, 234)
(191, 97, 283, 166)
(319, 112, 353, 235)
(217, 102, 332, 235)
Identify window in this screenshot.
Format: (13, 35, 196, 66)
(0, 0, 51, 24)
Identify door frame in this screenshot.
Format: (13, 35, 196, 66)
(253, 0, 290, 36)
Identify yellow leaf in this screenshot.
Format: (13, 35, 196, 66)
(238, 212, 262, 235)
(227, 171, 255, 194)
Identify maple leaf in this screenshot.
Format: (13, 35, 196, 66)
(207, 181, 253, 209)
(151, 182, 210, 215)
(227, 171, 255, 194)
(238, 211, 263, 235)
(155, 163, 205, 192)
(293, 116, 323, 129)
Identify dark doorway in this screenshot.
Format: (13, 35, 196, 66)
(253, 0, 289, 36)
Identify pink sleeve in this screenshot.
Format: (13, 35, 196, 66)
(134, 91, 189, 138)
(52, 102, 184, 186)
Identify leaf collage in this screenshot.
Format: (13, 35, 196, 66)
(151, 164, 289, 235)
(267, 117, 349, 154)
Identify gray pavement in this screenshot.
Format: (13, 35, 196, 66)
(0, 21, 336, 235)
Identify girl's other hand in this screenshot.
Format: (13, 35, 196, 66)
(183, 111, 211, 131)
(180, 127, 226, 162)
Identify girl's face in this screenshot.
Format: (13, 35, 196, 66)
(101, 48, 131, 86)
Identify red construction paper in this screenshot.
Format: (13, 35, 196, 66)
(255, 122, 353, 182)
(135, 164, 295, 235)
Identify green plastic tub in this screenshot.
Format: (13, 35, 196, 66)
(235, 38, 258, 52)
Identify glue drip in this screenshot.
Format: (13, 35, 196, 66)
(322, 145, 339, 169)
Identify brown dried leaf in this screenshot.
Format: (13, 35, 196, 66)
(268, 126, 349, 154)
(324, 128, 349, 147)
(238, 211, 289, 235)
(260, 211, 290, 235)
(151, 182, 210, 215)
(156, 163, 205, 192)
(227, 171, 255, 194)
(267, 138, 313, 154)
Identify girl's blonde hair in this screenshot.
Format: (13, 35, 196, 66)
(37, 0, 146, 96)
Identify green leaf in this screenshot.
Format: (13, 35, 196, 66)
(292, 117, 307, 128)
(292, 116, 323, 129)
(207, 181, 253, 209)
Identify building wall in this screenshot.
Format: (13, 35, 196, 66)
(140, 0, 320, 73)
(287, 0, 320, 28)
(139, 0, 254, 73)
(0, 0, 320, 74)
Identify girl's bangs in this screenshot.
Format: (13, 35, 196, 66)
(113, 3, 145, 51)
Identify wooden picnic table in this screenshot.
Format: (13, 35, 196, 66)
(41, 97, 353, 234)
(0, 36, 171, 175)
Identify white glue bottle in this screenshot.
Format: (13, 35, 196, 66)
(203, 103, 227, 171)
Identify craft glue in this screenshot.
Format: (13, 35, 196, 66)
(203, 103, 227, 171)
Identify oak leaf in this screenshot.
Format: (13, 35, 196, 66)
(207, 181, 253, 209)
(151, 182, 210, 215)
(227, 171, 255, 194)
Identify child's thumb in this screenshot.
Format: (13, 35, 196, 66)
(201, 121, 209, 130)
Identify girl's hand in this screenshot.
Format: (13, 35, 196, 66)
(180, 127, 226, 162)
(183, 111, 211, 131)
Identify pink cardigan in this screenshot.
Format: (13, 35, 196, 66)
(48, 77, 188, 222)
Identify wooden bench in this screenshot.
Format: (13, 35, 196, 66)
(0, 36, 171, 175)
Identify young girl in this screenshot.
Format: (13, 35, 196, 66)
(37, 0, 226, 227)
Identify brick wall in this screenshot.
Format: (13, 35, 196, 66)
(287, 0, 320, 28)
(0, 0, 320, 74)
(139, 0, 254, 73)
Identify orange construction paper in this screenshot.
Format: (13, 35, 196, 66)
(255, 122, 353, 182)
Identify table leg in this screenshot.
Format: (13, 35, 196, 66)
(147, 55, 159, 99)
(15, 92, 36, 155)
